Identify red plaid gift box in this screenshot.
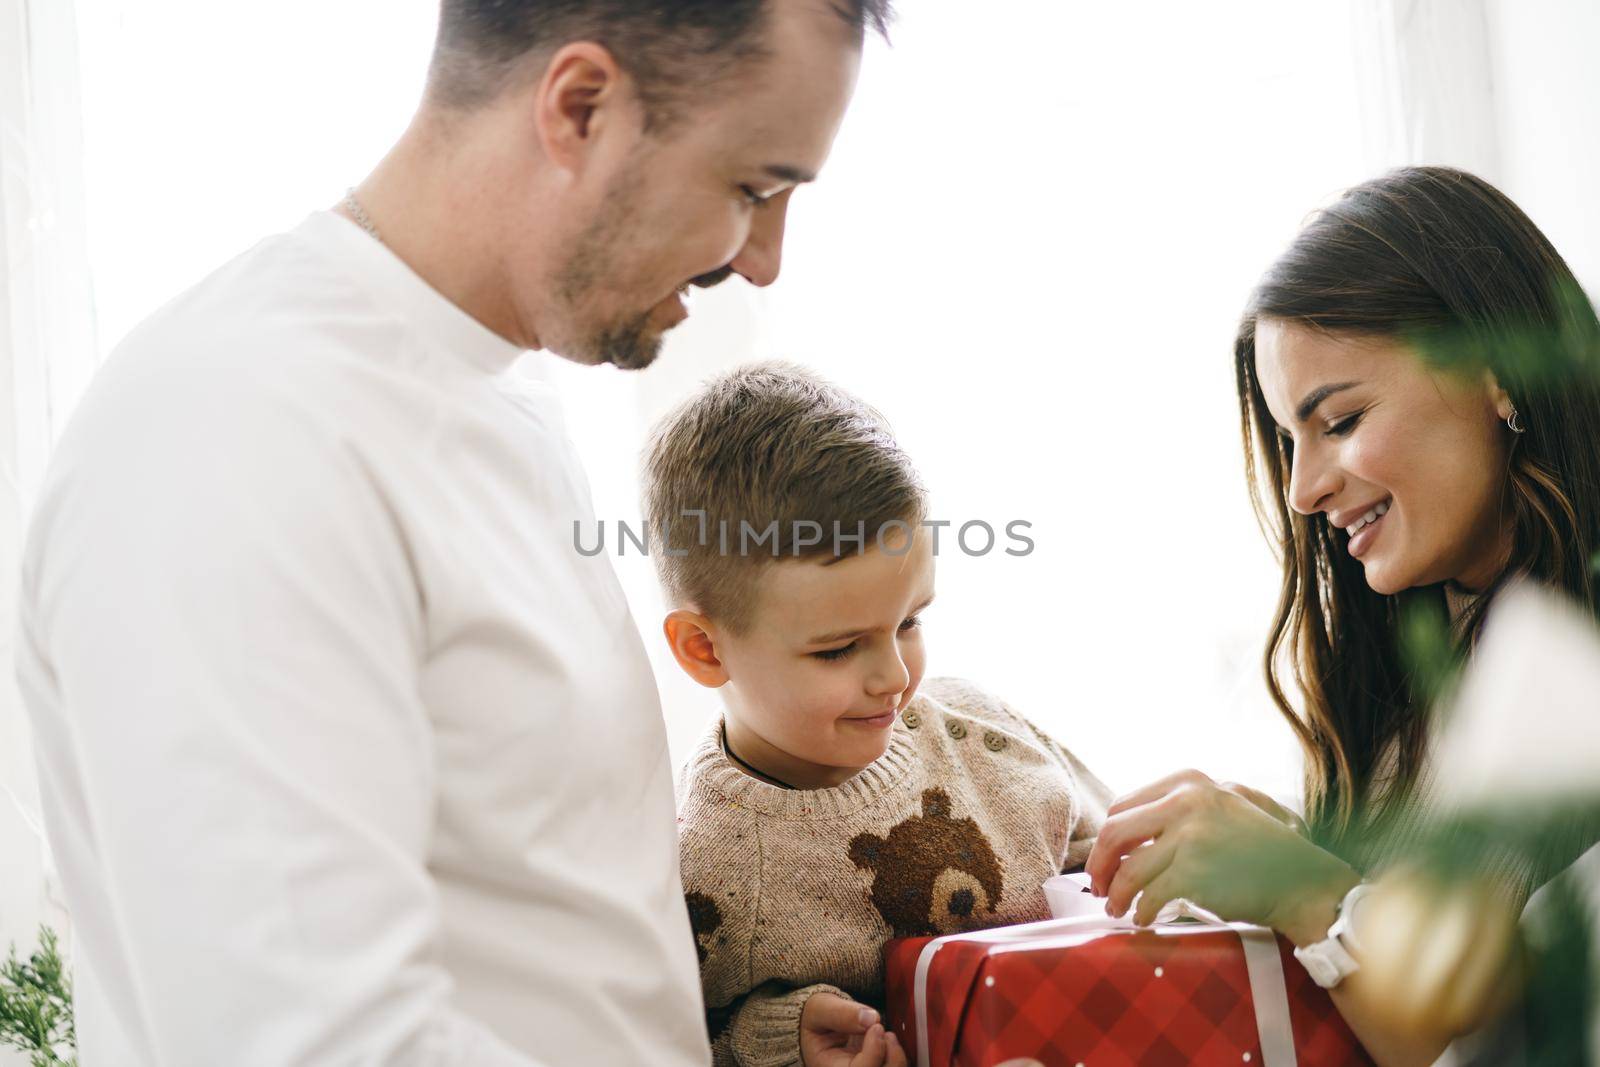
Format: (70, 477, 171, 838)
(883, 915, 1373, 1067)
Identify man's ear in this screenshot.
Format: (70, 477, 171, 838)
(533, 41, 634, 176)
(663, 610, 730, 689)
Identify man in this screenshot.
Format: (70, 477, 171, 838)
(16, 1, 888, 1063)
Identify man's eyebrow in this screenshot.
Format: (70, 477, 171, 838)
(1295, 381, 1361, 423)
(806, 594, 935, 645)
(764, 164, 817, 185)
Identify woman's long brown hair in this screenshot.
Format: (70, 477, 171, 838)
(1234, 167, 1600, 845)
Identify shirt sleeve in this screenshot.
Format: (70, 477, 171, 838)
(21, 365, 546, 1065)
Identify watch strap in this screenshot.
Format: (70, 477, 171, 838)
(1291, 882, 1369, 990)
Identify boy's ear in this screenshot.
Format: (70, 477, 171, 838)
(663, 610, 730, 689)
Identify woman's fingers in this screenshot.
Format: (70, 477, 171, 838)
(1221, 782, 1302, 830)
(885, 1030, 908, 1067)
(1104, 835, 1178, 918)
(1132, 870, 1183, 927)
(1104, 768, 1214, 818)
(1086, 789, 1194, 893)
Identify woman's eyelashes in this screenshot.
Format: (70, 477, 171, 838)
(1325, 409, 1366, 438)
(810, 616, 923, 662)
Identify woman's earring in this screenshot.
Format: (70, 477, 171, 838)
(1507, 406, 1526, 434)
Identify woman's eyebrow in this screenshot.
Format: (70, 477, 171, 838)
(1295, 381, 1360, 422)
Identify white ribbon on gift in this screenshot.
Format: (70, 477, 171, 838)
(911, 900, 1299, 1067)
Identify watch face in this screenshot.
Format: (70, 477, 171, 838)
(1337, 884, 1371, 954)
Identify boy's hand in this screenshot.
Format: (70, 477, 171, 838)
(800, 992, 907, 1067)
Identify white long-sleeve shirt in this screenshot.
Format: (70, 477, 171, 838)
(17, 211, 713, 1067)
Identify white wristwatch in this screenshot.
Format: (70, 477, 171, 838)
(1292, 881, 1372, 989)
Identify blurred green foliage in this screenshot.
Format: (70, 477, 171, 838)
(0, 927, 75, 1067)
(1408, 281, 1600, 386)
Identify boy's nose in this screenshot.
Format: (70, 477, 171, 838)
(865, 651, 911, 698)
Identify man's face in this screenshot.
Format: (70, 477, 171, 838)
(545, 3, 863, 369)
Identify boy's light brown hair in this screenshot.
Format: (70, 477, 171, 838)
(642, 361, 926, 633)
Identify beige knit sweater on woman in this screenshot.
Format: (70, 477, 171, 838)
(676, 677, 1113, 1067)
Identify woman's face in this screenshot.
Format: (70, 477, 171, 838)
(1253, 318, 1516, 595)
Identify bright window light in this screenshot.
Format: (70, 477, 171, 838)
(75, 0, 1374, 801)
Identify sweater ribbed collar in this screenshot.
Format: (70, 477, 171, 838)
(690, 715, 918, 819)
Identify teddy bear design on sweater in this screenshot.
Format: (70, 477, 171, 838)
(685, 891, 724, 965)
(848, 787, 1006, 939)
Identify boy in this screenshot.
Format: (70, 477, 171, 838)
(644, 363, 1110, 1067)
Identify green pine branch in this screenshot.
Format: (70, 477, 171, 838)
(0, 927, 76, 1067)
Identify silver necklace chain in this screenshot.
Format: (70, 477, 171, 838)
(342, 187, 382, 244)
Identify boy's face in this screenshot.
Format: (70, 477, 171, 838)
(715, 529, 935, 787)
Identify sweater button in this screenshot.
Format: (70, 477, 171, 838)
(983, 731, 1007, 753)
(946, 720, 967, 740)
(901, 709, 922, 729)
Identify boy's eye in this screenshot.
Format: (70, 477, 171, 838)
(813, 616, 922, 661)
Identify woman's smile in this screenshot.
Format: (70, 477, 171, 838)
(1334, 498, 1392, 559)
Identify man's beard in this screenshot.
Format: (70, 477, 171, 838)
(589, 313, 662, 371)
(551, 162, 736, 371)
(584, 266, 737, 370)
(552, 163, 666, 371)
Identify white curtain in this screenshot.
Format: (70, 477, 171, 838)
(0, 0, 97, 965)
(1351, 0, 1600, 292)
(1351, 0, 1502, 179)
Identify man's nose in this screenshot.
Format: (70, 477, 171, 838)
(730, 201, 789, 288)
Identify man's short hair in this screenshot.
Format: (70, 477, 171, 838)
(428, 0, 894, 125)
(643, 361, 926, 632)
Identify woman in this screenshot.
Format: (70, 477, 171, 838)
(1085, 166, 1600, 1065)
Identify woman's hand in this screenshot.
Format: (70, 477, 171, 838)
(800, 993, 907, 1067)
(1085, 769, 1360, 943)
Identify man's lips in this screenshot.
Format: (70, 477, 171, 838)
(655, 267, 734, 327)
(689, 265, 736, 290)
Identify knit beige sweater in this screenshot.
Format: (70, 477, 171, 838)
(676, 676, 1112, 1067)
